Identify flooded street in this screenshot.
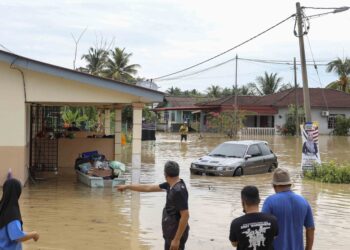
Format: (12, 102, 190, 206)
(17, 133, 350, 249)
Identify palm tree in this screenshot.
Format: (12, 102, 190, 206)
(80, 48, 108, 76)
(104, 47, 140, 83)
(166, 87, 182, 96)
(250, 72, 283, 95)
(233, 85, 255, 96)
(326, 57, 350, 92)
(206, 85, 222, 98)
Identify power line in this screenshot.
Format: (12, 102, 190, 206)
(155, 56, 329, 82)
(153, 13, 296, 80)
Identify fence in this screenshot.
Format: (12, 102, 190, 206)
(240, 127, 275, 136)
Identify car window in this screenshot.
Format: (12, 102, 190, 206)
(209, 143, 247, 158)
(247, 145, 262, 157)
(258, 143, 272, 155)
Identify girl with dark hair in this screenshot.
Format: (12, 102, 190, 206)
(0, 178, 39, 249)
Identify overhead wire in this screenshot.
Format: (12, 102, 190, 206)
(305, 34, 329, 112)
(155, 56, 329, 82)
(153, 13, 296, 80)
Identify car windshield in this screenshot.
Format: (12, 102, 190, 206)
(208, 143, 247, 158)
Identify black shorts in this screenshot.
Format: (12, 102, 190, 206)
(164, 228, 189, 250)
(181, 134, 187, 141)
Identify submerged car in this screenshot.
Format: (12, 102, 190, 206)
(190, 140, 278, 177)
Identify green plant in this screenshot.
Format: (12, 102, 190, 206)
(207, 110, 248, 137)
(304, 161, 350, 184)
(281, 104, 304, 135)
(333, 116, 350, 136)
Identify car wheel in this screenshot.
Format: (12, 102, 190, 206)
(268, 164, 277, 173)
(234, 167, 243, 177)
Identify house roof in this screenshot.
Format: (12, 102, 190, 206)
(254, 88, 350, 108)
(159, 96, 214, 108)
(0, 50, 164, 103)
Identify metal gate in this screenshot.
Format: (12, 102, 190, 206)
(30, 105, 63, 173)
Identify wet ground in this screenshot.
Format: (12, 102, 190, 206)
(16, 133, 350, 249)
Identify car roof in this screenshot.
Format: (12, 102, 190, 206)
(222, 140, 268, 146)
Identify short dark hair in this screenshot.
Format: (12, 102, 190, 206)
(241, 185, 260, 206)
(164, 161, 180, 177)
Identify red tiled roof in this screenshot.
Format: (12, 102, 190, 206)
(254, 88, 350, 108)
(162, 96, 214, 108)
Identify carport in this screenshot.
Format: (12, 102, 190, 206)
(0, 50, 164, 184)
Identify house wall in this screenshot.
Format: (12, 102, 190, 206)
(22, 68, 138, 104)
(275, 107, 350, 134)
(0, 62, 28, 184)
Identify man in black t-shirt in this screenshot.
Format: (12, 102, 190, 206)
(117, 161, 189, 250)
(229, 186, 278, 250)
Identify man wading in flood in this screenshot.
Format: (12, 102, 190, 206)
(117, 161, 189, 250)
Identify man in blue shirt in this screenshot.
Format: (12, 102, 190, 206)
(262, 168, 315, 250)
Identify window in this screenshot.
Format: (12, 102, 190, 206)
(258, 143, 272, 155)
(247, 145, 261, 157)
(171, 111, 176, 122)
(328, 114, 345, 129)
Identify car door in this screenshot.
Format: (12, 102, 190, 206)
(244, 144, 264, 174)
(258, 142, 275, 172)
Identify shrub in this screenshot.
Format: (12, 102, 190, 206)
(304, 161, 350, 184)
(333, 116, 350, 136)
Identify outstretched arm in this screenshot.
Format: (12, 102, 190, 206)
(117, 184, 163, 192)
(17, 231, 39, 242)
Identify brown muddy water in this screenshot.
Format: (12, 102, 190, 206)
(14, 133, 350, 249)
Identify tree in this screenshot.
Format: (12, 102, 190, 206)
(80, 47, 108, 76)
(207, 110, 247, 137)
(233, 85, 255, 96)
(166, 86, 182, 96)
(326, 57, 350, 92)
(281, 104, 305, 136)
(206, 85, 222, 98)
(104, 47, 140, 83)
(250, 72, 283, 95)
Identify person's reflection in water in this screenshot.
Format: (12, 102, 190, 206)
(180, 143, 188, 157)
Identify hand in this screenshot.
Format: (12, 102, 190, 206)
(170, 239, 180, 250)
(33, 232, 39, 241)
(117, 185, 128, 192)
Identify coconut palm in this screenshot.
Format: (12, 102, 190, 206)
(166, 87, 182, 96)
(326, 57, 350, 92)
(250, 72, 283, 95)
(206, 85, 222, 98)
(80, 48, 108, 76)
(104, 47, 140, 83)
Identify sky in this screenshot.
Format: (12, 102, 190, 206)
(0, 0, 349, 93)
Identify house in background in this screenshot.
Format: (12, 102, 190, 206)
(154, 96, 213, 132)
(155, 88, 350, 135)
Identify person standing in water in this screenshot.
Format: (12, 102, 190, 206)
(0, 178, 40, 249)
(179, 122, 189, 142)
(117, 161, 189, 250)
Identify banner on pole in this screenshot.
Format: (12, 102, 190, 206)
(301, 122, 321, 171)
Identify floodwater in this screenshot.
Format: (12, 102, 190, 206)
(15, 133, 350, 249)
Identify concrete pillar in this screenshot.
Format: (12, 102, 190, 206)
(131, 102, 144, 184)
(114, 105, 123, 161)
(257, 116, 261, 128)
(104, 109, 111, 135)
(200, 111, 205, 132)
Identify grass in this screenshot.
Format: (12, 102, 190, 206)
(304, 161, 350, 184)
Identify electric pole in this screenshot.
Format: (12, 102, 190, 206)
(296, 2, 312, 122)
(294, 57, 300, 136)
(234, 54, 238, 136)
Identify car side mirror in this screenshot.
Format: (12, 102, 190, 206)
(245, 154, 252, 159)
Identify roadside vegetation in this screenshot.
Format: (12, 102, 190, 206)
(304, 161, 350, 184)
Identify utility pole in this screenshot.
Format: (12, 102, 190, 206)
(234, 54, 238, 136)
(294, 57, 300, 136)
(296, 2, 312, 122)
